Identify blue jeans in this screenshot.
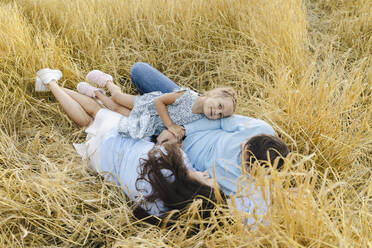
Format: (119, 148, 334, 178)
(130, 62, 180, 94)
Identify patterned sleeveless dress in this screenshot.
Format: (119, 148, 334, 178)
(118, 88, 203, 139)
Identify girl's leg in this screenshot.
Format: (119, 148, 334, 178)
(130, 62, 180, 94)
(95, 91, 131, 116)
(47, 80, 101, 127)
(62, 88, 103, 118)
(105, 81, 135, 109)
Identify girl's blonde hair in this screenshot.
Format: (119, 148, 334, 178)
(204, 87, 238, 111)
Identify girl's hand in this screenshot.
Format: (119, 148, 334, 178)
(167, 125, 185, 140)
(157, 129, 179, 145)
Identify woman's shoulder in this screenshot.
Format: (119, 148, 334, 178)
(102, 128, 154, 149)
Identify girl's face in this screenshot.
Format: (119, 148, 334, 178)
(202, 96, 234, 119)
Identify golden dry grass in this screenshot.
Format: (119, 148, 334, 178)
(0, 0, 371, 247)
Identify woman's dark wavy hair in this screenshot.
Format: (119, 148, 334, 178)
(133, 144, 227, 228)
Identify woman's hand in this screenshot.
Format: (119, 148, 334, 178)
(200, 171, 211, 179)
(167, 124, 185, 140)
(188, 170, 213, 187)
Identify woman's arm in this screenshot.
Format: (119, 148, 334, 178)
(154, 91, 185, 138)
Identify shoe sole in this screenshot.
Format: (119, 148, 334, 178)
(86, 70, 111, 87)
(35, 76, 50, 92)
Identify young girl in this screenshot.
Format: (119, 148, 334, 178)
(76, 70, 237, 140)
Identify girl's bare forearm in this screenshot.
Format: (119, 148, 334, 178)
(154, 91, 184, 128)
(154, 100, 174, 128)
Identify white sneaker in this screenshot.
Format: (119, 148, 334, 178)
(35, 76, 48, 92)
(35, 68, 62, 92)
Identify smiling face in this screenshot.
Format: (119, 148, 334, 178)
(202, 96, 234, 119)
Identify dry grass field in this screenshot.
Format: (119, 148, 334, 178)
(0, 0, 371, 247)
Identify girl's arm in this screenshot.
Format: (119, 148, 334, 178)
(154, 91, 185, 139)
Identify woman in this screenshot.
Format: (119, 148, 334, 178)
(35, 68, 225, 225)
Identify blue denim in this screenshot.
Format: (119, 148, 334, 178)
(130, 62, 180, 94)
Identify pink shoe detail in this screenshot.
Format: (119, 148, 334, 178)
(77, 82, 105, 98)
(86, 70, 113, 87)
